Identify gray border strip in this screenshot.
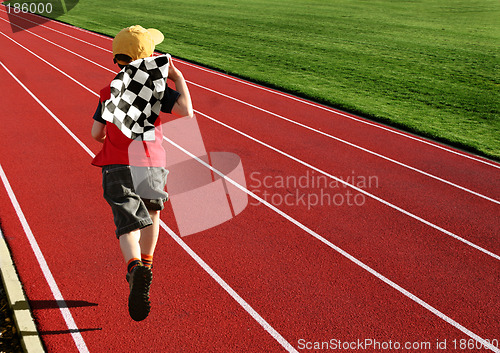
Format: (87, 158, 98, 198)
(0, 228, 45, 353)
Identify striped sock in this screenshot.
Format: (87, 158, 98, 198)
(141, 254, 153, 269)
(127, 258, 142, 273)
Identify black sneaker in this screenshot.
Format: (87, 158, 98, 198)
(126, 265, 153, 282)
(127, 264, 153, 321)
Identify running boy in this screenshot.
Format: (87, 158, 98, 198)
(91, 25, 193, 321)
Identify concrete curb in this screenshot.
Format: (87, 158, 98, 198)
(0, 228, 45, 353)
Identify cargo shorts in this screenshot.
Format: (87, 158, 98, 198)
(102, 164, 169, 238)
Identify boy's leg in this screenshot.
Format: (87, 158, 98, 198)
(120, 227, 153, 322)
(139, 210, 160, 268)
(119, 229, 142, 264)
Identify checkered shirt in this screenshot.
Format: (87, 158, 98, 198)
(101, 54, 170, 141)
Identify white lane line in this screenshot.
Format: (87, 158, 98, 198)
(162, 134, 500, 353)
(195, 109, 500, 261)
(0, 17, 112, 73)
(180, 59, 500, 169)
(1, 26, 497, 261)
(0, 163, 90, 353)
(4, 10, 499, 205)
(161, 220, 298, 352)
(2, 7, 498, 170)
(0, 9, 114, 53)
(0, 57, 96, 155)
(0, 6, 114, 41)
(0, 29, 101, 97)
(0, 22, 500, 260)
(0, 60, 298, 353)
(187, 81, 499, 205)
(2, 34, 499, 353)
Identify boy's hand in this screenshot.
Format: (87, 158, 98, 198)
(168, 57, 194, 119)
(168, 57, 183, 82)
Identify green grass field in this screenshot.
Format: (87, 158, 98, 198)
(15, 0, 500, 159)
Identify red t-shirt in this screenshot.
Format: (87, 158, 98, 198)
(91, 85, 179, 167)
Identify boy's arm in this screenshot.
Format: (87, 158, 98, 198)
(91, 101, 106, 143)
(91, 120, 106, 143)
(168, 58, 194, 118)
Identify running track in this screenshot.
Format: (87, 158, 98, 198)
(0, 9, 499, 353)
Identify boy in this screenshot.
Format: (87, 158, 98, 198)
(91, 25, 193, 321)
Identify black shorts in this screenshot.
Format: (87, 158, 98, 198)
(102, 165, 168, 238)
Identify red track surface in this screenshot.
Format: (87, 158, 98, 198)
(0, 9, 499, 353)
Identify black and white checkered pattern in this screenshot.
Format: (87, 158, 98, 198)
(101, 54, 170, 141)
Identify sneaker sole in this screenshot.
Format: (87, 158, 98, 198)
(128, 266, 153, 321)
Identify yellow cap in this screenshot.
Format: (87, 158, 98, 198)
(112, 25, 164, 64)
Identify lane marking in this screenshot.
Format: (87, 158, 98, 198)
(0, 23, 498, 261)
(1, 37, 499, 353)
(0, 60, 298, 353)
(2, 12, 498, 206)
(0, 10, 115, 53)
(179, 60, 500, 169)
(161, 220, 298, 352)
(187, 81, 499, 205)
(0, 16, 112, 74)
(0, 29, 101, 97)
(0, 53, 96, 155)
(0, 163, 90, 353)
(161, 135, 500, 353)
(194, 109, 500, 262)
(2, 7, 498, 170)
